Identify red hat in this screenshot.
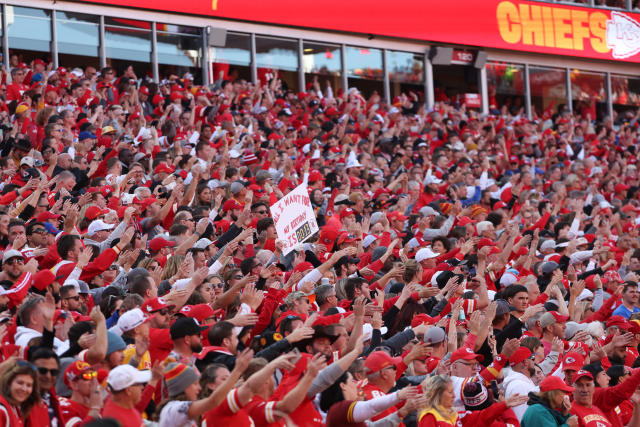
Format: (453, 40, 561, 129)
(143, 297, 175, 314)
(509, 347, 533, 366)
(539, 376, 574, 393)
(493, 201, 507, 210)
(138, 86, 150, 95)
(339, 208, 356, 219)
(387, 211, 408, 222)
(37, 211, 61, 222)
(319, 225, 340, 252)
(573, 370, 594, 383)
(606, 315, 630, 331)
(604, 270, 624, 283)
(129, 111, 141, 120)
(477, 238, 497, 249)
(152, 94, 165, 105)
(450, 347, 484, 364)
(365, 351, 402, 374)
(293, 261, 314, 274)
(337, 232, 358, 246)
(372, 188, 391, 199)
(179, 304, 215, 323)
(457, 216, 476, 226)
(615, 183, 630, 193)
(562, 352, 585, 371)
(222, 199, 243, 212)
(170, 92, 184, 101)
(85, 206, 109, 221)
(63, 361, 94, 388)
(133, 197, 158, 210)
(153, 163, 176, 175)
(149, 237, 176, 252)
(308, 170, 324, 183)
(32, 269, 56, 291)
(628, 319, 640, 335)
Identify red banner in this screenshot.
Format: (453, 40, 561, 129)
(75, 0, 640, 63)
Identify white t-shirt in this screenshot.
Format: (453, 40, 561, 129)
(158, 400, 197, 427)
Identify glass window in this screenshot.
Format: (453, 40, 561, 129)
(570, 70, 606, 120)
(303, 41, 341, 95)
(157, 24, 202, 84)
(346, 46, 383, 98)
(6, 6, 51, 64)
(56, 11, 99, 70)
(256, 36, 299, 91)
(210, 32, 251, 83)
(433, 65, 479, 105)
(612, 75, 640, 109)
(529, 66, 567, 117)
(104, 17, 151, 80)
(486, 62, 525, 114)
(388, 50, 424, 101)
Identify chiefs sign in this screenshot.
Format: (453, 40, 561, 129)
(75, 0, 640, 63)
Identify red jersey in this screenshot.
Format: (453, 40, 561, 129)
(570, 402, 613, 427)
(362, 384, 404, 426)
(101, 399, 144, 427)
(245, 396, 283, 427)
(58, 397, 91, 427)
(326, 400, 366, 427)
(202, 389, 253, 427)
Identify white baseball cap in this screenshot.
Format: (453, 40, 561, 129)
(107, 365, 151, 391)
(193, 238, 214, 250)
(415, 247, 438, 262)
(87, 220, 114, 237)
(115, 308, 153, 335)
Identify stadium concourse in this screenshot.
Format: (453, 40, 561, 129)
(0, 48, 637, 427)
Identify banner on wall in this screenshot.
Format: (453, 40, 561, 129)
(75, 0, 640, 63)
(269, 184, 319, 255)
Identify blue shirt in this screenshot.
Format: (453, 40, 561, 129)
(611, 304, 640, 319)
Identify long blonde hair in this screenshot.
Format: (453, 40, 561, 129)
(421, 375, 456, 419)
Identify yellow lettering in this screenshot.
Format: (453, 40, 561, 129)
(589, 11, 609, 53)
(542, 7, 555, 48)
(497, 1, 522, 44)
(571, 10, 589, 50)
(553, 8, 573, 49)
(519, 4, 545, 46)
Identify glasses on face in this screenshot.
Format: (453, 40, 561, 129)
(80, 371, 97, 381)
(108, 265, 119, 271)
(37, 367, 60, 377)
(65, 295, 80, 302)
(32, 229, 47, 235)
(255, 210, 268, 215)
(156, 309, 169, 316)
(6, 258, 24, 266)
(210, 282, 224, 289)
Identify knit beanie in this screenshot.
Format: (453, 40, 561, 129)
(164, 362, 200, 397)
(106, 331, 126, 355)
(462, 378, 493, 411)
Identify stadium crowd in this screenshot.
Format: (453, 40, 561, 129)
(0, 53, 637, 427)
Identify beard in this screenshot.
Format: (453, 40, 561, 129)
(190, 341, 203, 353)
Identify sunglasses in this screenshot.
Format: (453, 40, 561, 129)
(80, 371, 98, 381)
(37, 367, 60, 377)
(255, 210, 268, 215)
(32, 229, 47, 235)
(65, 295, 80, 301)
(156, 309, 169, 316)
(6, 258, 24, 265)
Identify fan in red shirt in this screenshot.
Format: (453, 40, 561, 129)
(570, 370, 613, 427)
(58, 361, 101, 427)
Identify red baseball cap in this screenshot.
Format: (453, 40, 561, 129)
(450, 347, 484, 364)
(493, 201, 507, 210)
(293, 261, 314, 274)
(573, 370, 593, 383)
(149, 237, 175, 252)
(340, 208, 356, 219)
(143, 297, 175, 314)
(337, 232, 358, 246)
(179, 304, 215, 323)
(477, 238, 497, 249)
(457, 216, 476, 226)
(365, 351, 402, 374)
(37, 211, 61, 222)
(509, 347, 532, 366)
(615, 183, 630, 193)
(153, 162, 176, 175)
(539, 376, 574, 393)
(387, 211, 408, 222)
(606, 315, 630, 331)
(562, 352, 585, 371)
(85, 206, 110, 221)
(222, 199, 243, 212)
